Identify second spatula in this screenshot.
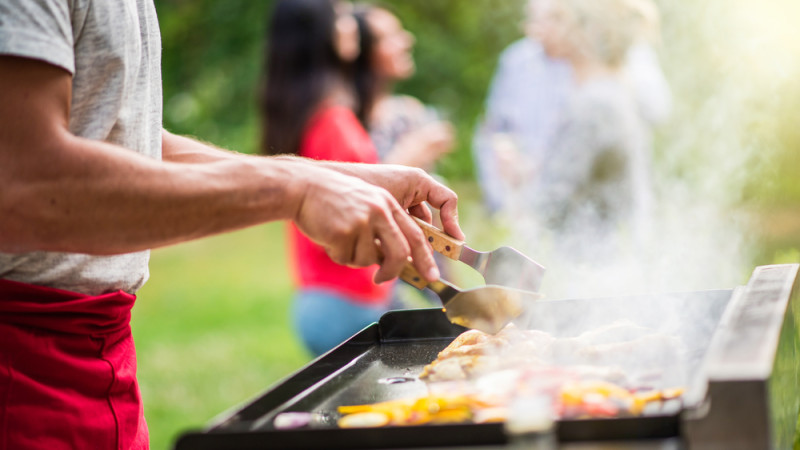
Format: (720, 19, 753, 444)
(398, 262, 540, 334)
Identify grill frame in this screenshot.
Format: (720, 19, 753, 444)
(175, 264, 800, 450)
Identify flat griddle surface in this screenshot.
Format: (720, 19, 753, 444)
(176, 290, 732, 450)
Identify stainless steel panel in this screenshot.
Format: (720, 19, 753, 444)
(683, 264, 800, 449)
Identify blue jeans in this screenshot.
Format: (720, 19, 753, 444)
(292, 288, 388, 356)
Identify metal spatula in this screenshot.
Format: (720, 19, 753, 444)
(399, 262, 541, 334)
(413, 217, 546, 293)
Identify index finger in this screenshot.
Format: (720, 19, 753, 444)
(395, 170, 464, 241)
(408, 203, 432, 224)
(421, 184, 464, 241)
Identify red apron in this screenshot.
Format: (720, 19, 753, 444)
(0, 279, 148, 450)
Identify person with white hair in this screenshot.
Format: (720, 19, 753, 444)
(475, 0, 665, 298)
(473, 0, 670, 216)
(529, 0, 654, 242)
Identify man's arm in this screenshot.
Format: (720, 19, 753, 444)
(162, 130, 245, 163)
(0, 56, 455, 282)
(0, 56, 308, 254)
(160, 136, 462, 282)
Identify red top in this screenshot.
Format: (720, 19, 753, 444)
(288, 105, 394, 305)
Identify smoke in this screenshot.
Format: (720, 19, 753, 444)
(640, 0, 800, 292)
(473, 0, 800, 301)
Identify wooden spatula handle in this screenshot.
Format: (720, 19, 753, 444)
(411, 216, 464, 259)
(399, 262, 430, 290)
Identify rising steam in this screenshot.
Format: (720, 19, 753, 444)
(475, 0, 800, 300)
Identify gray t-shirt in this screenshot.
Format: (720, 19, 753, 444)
(0, 0, 162, 295)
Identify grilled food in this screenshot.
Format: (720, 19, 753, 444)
(337, 321, 686, 428)
(420, 321, 684, 385)
(337, 379, 684, 427)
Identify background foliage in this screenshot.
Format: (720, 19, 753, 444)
(157, 0, 526, 178)
(157, 0, 800, 201)
(141, 1, 800, 449)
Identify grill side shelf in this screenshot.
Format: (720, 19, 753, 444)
(705, 264, 799, 379)
(683, 263, 800, 450)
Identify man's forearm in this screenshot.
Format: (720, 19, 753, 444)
(0, 132, 306, 254)
(162, 129, 251, 163)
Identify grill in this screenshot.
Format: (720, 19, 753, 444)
(175, 264, 800, 449)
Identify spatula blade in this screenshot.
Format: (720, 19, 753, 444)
(443, 286, 542, 334)
(482, 246, 546, 293)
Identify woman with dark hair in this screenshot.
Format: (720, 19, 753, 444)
(261, 0, 394, 356)
(352, 4, 454, 172)
(262, 0, 360, 155)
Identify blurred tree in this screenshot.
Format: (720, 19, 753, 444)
(155, 0, 524, 179)
(156, 0, 270, 154)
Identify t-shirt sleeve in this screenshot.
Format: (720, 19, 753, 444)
(0, 0, 75, 73)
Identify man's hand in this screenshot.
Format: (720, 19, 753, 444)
(305, 161, 463, 236)
(289, 162, 463, 284)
